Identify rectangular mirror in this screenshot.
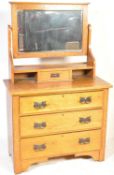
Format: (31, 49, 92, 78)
(18, 10, 83, 52)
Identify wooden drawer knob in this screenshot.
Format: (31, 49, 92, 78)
(33, 101, 47, 109)
(80, 97, 92, 104)
(79, 116, 91, 124)
(34, 122, 47, 129)
(79, 138, 90, 145)
(33, 144, 46, 151)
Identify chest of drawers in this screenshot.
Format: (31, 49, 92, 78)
(4, 77, 111, 174)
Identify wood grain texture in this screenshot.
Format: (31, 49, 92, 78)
(10, 2, 88, 58)
(5, 3, 112, 173)
(99, 89, 109, 161)
(8, 2, 96, 84)
(20, 109, 103, 137)
(21, 130, 101, 160)
(14, 63, 93, 73)
(4, 76, 112, 96)
(19, 91, 103, 115)
(8, 22, 95, 84)
(8, 25, 95, 83)
(38, 69, 72, 82)
(12, 96, 22, 173)
(6, 93, 13, 156)
(4, 79, 111, 173)
(8, 24, 96, 83)
(75, 150, 100, 161)
(8, 25, 14, 83)
(21, 150, 99, 172)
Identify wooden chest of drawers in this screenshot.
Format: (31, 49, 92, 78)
(4, 77, 111, 174)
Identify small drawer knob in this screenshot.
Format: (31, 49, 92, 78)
(79, 116, 91, 124)
(34, 122, 47, 129)
(79, 138, 90, 145)
(33, 144, 46, 151)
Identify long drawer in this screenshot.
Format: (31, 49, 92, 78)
(21, 130, 101, 160)
(20, 109, 102, 137)
(20, 91, 103, 115)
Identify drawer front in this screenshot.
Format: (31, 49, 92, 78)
(38, 70, 72, 82)
(20, 110, 102, 137)
(21, 130, 101, 159)
(20, 91, 103, 115)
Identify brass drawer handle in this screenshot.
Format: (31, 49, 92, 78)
(79, 138, 90, 145)
(50, 73, 60, 78)
(80, 97, 92, 104)
(33, 144, 46, 151)
(33, 101, 47, 109)
(79, 116, 91, 124)
(34, 122, 47, 129)
(86, 97, 92, 104)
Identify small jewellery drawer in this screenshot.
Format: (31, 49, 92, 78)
(21, 130, 101, 159)
(20, 91, 103, 115)
(38, 70, 72, 82)
(20, 110, 102, 137)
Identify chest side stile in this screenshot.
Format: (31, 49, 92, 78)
(12, 96, 22, 173)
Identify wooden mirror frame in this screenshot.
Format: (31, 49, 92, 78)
(10, 2, 89, 58)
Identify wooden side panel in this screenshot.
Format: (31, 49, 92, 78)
(12, 96, 22, 173)
(7, 93, 13, 156)
(99, 89, 109, 160)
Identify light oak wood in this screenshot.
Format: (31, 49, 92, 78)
(21, 130, 101, 160)
(12, 96, 22, 173)
(21, 150, 99, 172)
(4, 77, 111, 174)
(99, 89, 108, 161)
(8, 25, 95, 83)
(75, 150, 100, 161)
(20, 109, 102, 137)
(8, 25, 14, 83)
(5, 2, 112, 174)
(21, 157, 48, 172)
(14, 63, 93, 73)
(19, 91, 103, 115)
(8, 2, 96, 84)
(6, 93, 13, 156)
(4, 77, 112, 96)
(87, 25, 96, 77)
(10, 2, 88, 58)
(13, 62, 94, 83)
(13, 63, 94, 83)
(38, 69, 72, 82)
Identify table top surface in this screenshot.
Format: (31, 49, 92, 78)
(4, 76, 112, 96)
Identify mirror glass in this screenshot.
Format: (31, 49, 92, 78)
(17, 10, 83, 52)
